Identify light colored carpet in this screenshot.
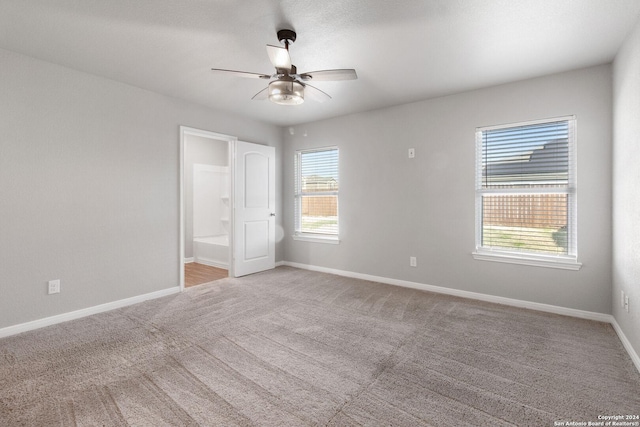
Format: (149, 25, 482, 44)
(1, 266, 639, 426)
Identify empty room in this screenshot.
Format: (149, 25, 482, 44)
(1, 1, 640, 425)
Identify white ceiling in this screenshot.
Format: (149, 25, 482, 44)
(1, 1, 638, 127)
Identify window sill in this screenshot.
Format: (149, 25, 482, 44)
(472, 250, 582, 270)
(292, 234, 340, 244)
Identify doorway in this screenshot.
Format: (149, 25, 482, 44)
(179, 127, 235, 289)
(179, 127, 277, 290)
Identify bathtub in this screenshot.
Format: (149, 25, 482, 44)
(193, 235, 229, 269)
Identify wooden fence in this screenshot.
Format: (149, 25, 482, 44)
(303, 194, 566, 229)
(483, 194, 567, 228)
(302, 196, 337, 217)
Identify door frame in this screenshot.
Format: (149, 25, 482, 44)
(179, 126, 236, 290)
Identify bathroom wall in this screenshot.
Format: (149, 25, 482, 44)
(184, 134, 228, 259)
(193, 164, 229, 239)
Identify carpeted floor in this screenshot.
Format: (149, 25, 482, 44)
(1, 266, 639, 426)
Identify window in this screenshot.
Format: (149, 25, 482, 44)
(293, 147, 339, 243)
(473, 116, 581, 270)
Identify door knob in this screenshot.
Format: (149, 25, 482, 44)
(270, 213, 276, 217)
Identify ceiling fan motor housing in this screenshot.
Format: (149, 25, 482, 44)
(277, 29, 296, 46)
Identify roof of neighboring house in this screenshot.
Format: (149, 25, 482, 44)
(484, 140, 569, 184)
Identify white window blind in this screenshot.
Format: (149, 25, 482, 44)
(475, 117, 577, 263)
(294, 147, 339, 238)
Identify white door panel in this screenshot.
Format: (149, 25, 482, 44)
(244, 221, 269, 260)
(244, 153, 269, 208)
(233, 141, 275, 277)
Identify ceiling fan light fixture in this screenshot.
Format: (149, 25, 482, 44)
(211, 29, 356, 105)
(268, 80, 304, 105)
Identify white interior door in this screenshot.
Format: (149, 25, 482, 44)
(233, 141, 276, 277)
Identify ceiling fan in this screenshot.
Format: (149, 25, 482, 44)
(211, 29, 357, 105)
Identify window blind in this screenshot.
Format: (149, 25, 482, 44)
(294, 147, 339, 236)
(476, 117, 576, 257)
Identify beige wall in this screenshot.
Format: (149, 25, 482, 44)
(0, 48, 283, 330)
(284, 64, 613, 314)
(613, 17, 640, 361)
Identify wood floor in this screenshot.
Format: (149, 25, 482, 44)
(184, 262, 227, 287)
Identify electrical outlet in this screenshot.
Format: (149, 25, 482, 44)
(408, 148, 415, 159)
(624, 295, 629, 313)
(410, 256, 417, 267)
(48, 279, 60, 295)
(621, 290, 626, 308)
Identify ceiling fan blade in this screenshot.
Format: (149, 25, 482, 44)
(303, 83, 332, 103)
(251, 87, 269, 101)
(266, 45, 292, 72)
(211, 68, 271, 79)
(299, 69, 357, 81)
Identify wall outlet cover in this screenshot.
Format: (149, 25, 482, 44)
(48, 279, 60, 295)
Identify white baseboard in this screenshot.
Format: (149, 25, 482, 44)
(282, 261, 611, 322)
(3, 262, 638, 375)
(282, 261, 640, 373)
(184, 257, 195, 264)
(0, 287, 180, 339)
(194, 258, 228, 269)
(610, 317, 640, 374)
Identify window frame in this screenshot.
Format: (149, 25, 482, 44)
(472, 116, 581, 270)
(293, 146, 340, 244)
